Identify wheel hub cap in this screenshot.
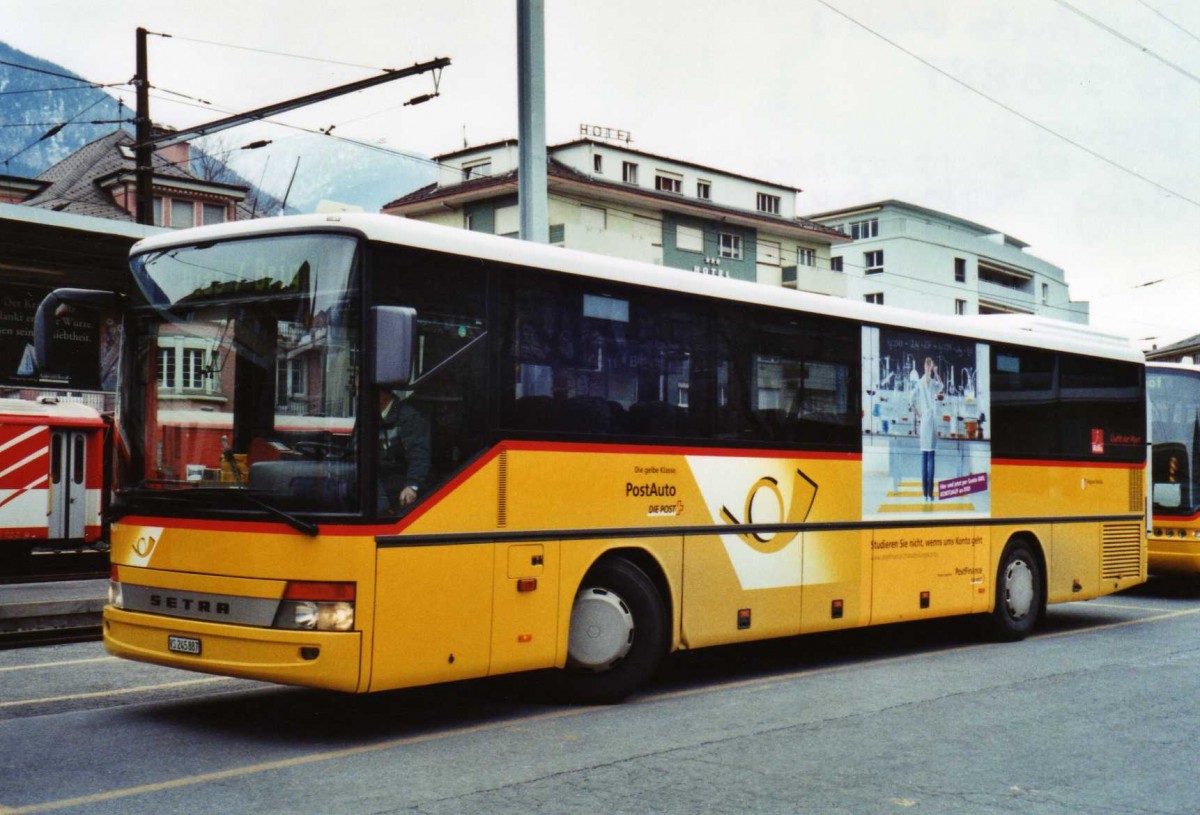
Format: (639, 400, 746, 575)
(1005, 559, 1035, 619)
(568, 588, 634, 671)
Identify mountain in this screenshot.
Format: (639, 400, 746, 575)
(1, 41, 435, 213)
(0, 42, 130, 177)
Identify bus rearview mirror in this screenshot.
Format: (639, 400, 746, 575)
(33, 288, 123, 376)
(371, 306, 417, 387)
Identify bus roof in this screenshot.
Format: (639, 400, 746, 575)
(130, 213, 1143, 364)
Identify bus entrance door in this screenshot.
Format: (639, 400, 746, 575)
(48, 430, 87, 541)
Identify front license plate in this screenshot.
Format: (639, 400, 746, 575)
(168, 635, 202, 656)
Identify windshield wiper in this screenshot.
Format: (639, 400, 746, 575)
(230, 491, 319, 537)
(122, 486, 319, 537)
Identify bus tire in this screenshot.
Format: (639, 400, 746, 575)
(560, 557, 668, 704)
(988, 539, 1042, 641)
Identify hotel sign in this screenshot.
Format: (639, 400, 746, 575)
(579, 123, 632, 143)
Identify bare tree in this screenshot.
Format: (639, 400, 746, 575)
(190, 135, 240, 184)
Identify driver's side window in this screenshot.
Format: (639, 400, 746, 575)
(371, 247, 489, 515)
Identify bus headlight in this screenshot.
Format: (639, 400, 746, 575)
(108, 566, 124, 609)
(282, 600, 355, 631)
(273, 581, 356, 631)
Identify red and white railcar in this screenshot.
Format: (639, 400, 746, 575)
(0, 398, 106, 548)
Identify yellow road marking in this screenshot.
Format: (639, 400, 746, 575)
(0, 657, 116, 674)
(0, 706, 595, 815)
(1037, 606, 1200, 640)
(6, 605, 1199, 814)
(0, 677, 231, 709)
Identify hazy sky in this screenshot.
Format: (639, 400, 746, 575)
(6, 0, 1200, 346)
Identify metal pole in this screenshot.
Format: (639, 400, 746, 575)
(134, 27, 154, 226)
(517, 0, 547, 243)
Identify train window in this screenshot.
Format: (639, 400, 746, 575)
(51, 434, 62, 484)
(73, 435, 85, 484)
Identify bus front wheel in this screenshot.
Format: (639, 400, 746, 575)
(988, 539, 1042, 641)
(561, 557, 668, 704)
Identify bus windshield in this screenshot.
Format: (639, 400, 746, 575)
(1149, 367, 1200, 515)
(121, 233, 361, 514)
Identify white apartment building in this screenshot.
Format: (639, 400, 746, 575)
(806, 200, 1089, 324)
(382, 138, 851, 296)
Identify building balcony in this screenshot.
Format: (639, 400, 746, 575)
(782, 265, 848, 297)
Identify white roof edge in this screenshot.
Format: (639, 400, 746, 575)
(0, 398, 103, 420)
(1147, 361, 1200, 373)
(0, 201, 167, 240)
(129, 213, 1145, 364)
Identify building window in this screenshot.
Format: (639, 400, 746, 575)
(593, 154, 603, 174)
(655, 172, 682, 194)
(463, 159, 491, 180)
(830, 256, 843, 272)
(276, 357, 307, 401)
(864, 249, 884, 274)
(152, 197, 163, 227)
(697, 180, 711, 200)
(202, 203, 226, 225)
(171, 199, 195, 229)
(955, 299, 967, 315)
(1042, 283, 1049, 304)
(157, 347, 176, 388)
(718, 233, 743, 260)
(756, 192, 781, 215)
(676, 224, 703, 253)
(849, 218, 879, 240)
(622, 161, 638, 184)
(157, 340, 218, 395)
(797, 247, 815, 267)
(181, 348, 207, 390)
(954, 257, 966, 283)
(865, 292, 884, 305)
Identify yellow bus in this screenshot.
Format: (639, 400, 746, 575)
(1147, 362, 1200, 575)
(42, 214, 1147, 702)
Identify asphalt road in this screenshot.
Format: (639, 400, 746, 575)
(1, 576, 1197, 815)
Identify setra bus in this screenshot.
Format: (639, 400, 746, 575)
(38, 213, 1148, 701)
(1147, 362, 1200, 575)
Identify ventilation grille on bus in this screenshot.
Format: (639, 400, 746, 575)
(1129, 468, 1144, 514)
(1101, 522, 1142, 580)
(497, 450, 508, 528)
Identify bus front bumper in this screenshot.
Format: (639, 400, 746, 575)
(104, 606, 364, 693)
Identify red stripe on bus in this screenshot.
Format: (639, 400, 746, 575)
(497, 439, 862, 461)
(992, 458, 1144, 470)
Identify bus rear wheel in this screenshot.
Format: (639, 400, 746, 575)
(561, 557, 668, 704)
(988, 539, 1042, 641)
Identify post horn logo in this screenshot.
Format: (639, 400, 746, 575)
(132, 534, 159, 558)
(720, 469, 818, 554)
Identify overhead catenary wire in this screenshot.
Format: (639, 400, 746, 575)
(1, 94, 110, 167)
(811, 0, 1200, 211)
(145, 30, 402, 73)
(1134, 0, 1200, 45)
(0, 58, 120, 87)
(1050, 0, 1200, 87)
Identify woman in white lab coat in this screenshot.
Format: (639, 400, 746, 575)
(912, 357, 943, 501)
